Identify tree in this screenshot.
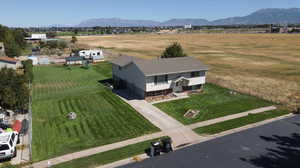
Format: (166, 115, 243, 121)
(71, 36, 77, 44)
(0, 67, 29, 111)
(46, 32, 56, 38)
(161, 42, 187, 58)
(22, 60, 33, 82)
(0, 25, 25, 57)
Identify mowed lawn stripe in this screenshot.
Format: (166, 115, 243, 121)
(32, 63, 159, 161)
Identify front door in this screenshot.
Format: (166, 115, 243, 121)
(173, 81, 183, 93)
(173, 78, 189, 93)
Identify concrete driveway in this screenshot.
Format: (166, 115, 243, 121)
(120, 115, 300, 168)
(126, 100, 201, 147)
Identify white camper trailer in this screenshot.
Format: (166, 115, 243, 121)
(79, 50, 103, 59)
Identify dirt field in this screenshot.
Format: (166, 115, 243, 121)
(61, 34, 300, 107)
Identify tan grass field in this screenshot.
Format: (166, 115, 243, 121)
(61, 34, 300, 108)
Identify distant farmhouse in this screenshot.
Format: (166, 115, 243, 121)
(111, 56, 208, 99)
(0, 57, 22, 70)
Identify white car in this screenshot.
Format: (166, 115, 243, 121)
(0, 132, 19, 160)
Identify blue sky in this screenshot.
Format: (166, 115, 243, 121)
(0, 0, 299, 27)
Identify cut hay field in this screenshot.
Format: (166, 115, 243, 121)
(61, 34, 300, 107)
(32, 62, 159, 162)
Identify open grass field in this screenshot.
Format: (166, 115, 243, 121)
(32, 62, 159, 162)
(154, 84, 272, 125)
(194, 109, 290, 135)
(61, 34, 300, 107)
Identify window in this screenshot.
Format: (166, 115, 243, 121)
(191, 71, 200, 77)
(97, 52, 100, 56)
(118, 66, 122, 70)
(0, 144, 9, 151)
(9, 139, 13, 147)
(154, 75, 168, 85)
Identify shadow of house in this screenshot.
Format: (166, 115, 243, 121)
(240, 133, 300, 168)
(98, 78, 141, 100)
(98, 78, 113, 88)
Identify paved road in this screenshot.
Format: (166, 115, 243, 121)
(121, 115, 300, 168)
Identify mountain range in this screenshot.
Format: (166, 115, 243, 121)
(73, 8, 300, 27)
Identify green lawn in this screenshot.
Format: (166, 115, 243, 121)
(194, 109, 290, 135)
(32, 62, 159, 162)
(53, 137, 167, 168)
(154, 84, 273, 125)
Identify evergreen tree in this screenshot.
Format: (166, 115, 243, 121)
(161, 42, 187, 58)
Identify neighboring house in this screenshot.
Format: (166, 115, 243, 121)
(65, 56, 85, 65)
(79, 50, 104, 59)
(0, 57, 22, 70)
(0, 42, 5, 55)
(111, 56, 208, 99)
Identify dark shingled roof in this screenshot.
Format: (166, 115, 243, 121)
(111, 56, 208, 76)
(110, 55, 144, 66)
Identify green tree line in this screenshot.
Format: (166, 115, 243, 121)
(0, 60, 33, 112)
(0, 24, 27, 57)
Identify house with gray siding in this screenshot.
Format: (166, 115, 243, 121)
(110, 56, 208, 99)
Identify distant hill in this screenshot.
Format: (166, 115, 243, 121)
(77, 18, 160, 27)
(48, 24, 71, 27)
(160, 19, 210, 26)
(212, 8, 300, 25)
(74, 8, 300, 27)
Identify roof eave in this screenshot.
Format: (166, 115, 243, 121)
(144, 68, 209, 77)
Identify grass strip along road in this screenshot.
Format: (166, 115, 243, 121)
(53, 137, 168, 168)
(194, 109, 290, 135)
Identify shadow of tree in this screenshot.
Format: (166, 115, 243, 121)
(240, 133, 300, 168)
